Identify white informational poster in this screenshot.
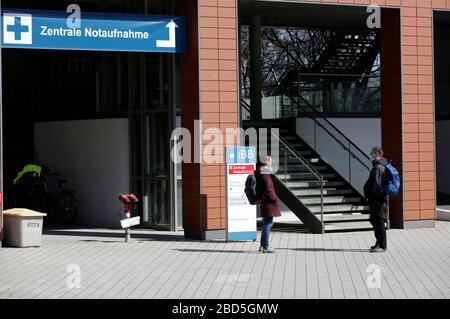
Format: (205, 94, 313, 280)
(225, 147, 257, 241)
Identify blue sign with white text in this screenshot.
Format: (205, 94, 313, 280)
(226, 146, 257, 164)
(1, 9, 185, 53)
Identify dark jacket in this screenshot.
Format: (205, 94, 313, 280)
(364, 157, 388, 204)
(255, 167, 281, 218)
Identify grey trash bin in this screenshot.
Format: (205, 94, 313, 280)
(3, 209, 47, 247)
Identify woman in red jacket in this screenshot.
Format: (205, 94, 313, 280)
(255, 156, 281, 253)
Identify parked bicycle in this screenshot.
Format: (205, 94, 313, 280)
(11, 164, 78, 226)
(51, 176, 78, 226)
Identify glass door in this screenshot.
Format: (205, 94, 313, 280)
(130, 52, 181, 231)
(142, 111, 170, 228)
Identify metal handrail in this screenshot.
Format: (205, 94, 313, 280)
(241, 100, 322, 181)
(277, 82, 372, 171)
(247, 81, 372, 172)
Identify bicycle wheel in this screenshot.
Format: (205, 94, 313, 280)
(55, 191, 78, 226)
(31, 192, 56, 225)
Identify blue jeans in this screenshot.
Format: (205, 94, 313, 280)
(261, 217, 274, 249)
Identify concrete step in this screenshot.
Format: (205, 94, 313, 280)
(300, 196, 362, 205)
(291, 188, 353, 196)
(307, 158, 320, 164)
(308, 204, 369, 213)
(276, 172, 336, 181)
(324, 221, 373, 232)
(276, 165, 328, 173)
(318, 213, 370, 222)
(286, 142, 305, 149)
(286, 180, 344, 189)
(279, 157, 320, 164)
(278, 150, 314, 157)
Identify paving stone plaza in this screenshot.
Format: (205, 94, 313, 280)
(0, 222, 448, 299)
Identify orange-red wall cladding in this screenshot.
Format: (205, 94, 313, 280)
(199, 0, 239, 232)
(182, 0, 239, 238)
(181, 0, 445, 237)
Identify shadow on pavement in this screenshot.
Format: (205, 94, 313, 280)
(257, 222, 311, 233)
(174, 249, 258, 254)
(278, 247, 371, 253)
(43, 228, 188, 242)
(174, 247, 371, 254)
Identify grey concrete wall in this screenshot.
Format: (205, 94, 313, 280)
(296, 117, 381, 194)
(34, 118, 130, 228)
(296, 118, 381, 156)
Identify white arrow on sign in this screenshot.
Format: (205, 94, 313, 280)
(156, 19, 178, 48)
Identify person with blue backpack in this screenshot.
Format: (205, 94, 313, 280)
(364, 146, 400, 253)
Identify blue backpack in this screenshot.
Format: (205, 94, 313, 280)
(383, 162, 401, 197)
(244, 175, 260, 205)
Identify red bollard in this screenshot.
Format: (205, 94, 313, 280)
(118, 194, 139, 242)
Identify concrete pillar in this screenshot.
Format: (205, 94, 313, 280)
(249, 15, 262, 119)
(323, 80, 333, 113)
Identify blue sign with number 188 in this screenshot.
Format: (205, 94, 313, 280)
(226, 147, 257, 164)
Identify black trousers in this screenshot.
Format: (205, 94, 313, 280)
(369, 201, 387, 249)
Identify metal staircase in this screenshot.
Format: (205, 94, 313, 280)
(239, 27, 380, 233)
(257, 28, 380, 116)
(242, 102, 372, 233)
(265, 29, 380, 82)
(307, 30, 379, 75)
(275, 125, 372, 232)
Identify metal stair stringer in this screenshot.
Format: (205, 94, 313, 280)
(271, 174, 324, 234)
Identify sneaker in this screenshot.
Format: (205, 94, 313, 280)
(370, 245, 386, 253)
(262, 247, 275, 253)
(370, 243, 379, 250)
(259, 246, 263, 252)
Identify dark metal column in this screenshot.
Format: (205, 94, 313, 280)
(0, 0, 4, 246)
(249, 15, 262, 119)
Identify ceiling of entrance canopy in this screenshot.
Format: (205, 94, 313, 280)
(240, 0, 377, 29)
